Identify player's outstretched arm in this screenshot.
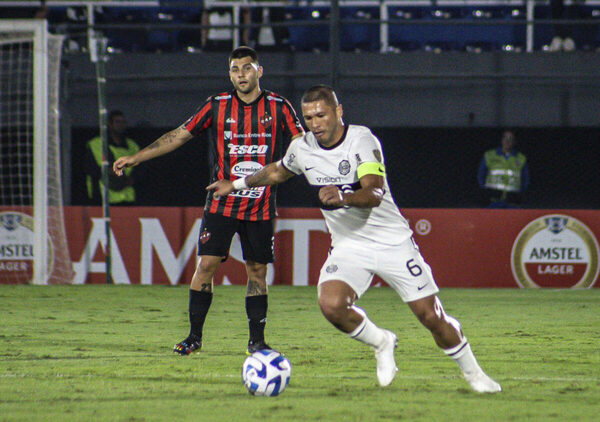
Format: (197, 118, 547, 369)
(207, 161, 294, 197)
(113, 126, 193, 176)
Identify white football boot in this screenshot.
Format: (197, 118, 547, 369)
(465, 371, 502, 393)
(373, 329, 398, 387)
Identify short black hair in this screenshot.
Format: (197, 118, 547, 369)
(108, 110, 125, 123)
(229, 46, 259, 65)
(301, 85, 339, 109)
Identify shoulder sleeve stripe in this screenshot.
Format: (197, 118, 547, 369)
(282, 101, 302, 138)
(184, 101, 212, 134)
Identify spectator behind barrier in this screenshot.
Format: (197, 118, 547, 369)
(84, 110, 140, 205)
(477, 129, 530, 208)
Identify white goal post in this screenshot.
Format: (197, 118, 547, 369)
(0, 19, 74, 285)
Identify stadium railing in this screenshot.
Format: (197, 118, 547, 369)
(1, 0, 600, 53)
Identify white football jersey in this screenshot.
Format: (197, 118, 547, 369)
(281, 124, 413, 247)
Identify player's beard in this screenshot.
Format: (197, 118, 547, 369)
(235, 78, 257, 95)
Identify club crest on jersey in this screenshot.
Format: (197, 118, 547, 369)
(326, 264, 338, 273)
(199, 230, 211, 244)
(260, 113, 273, 129)
(338, 160, 351, 175)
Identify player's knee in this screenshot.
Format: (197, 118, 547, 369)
(245, 261, 268, 283)
(197, 256, 221, 275)
(318, 295, 346, 324)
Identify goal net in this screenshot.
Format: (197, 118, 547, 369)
(0, 20, 74, 284)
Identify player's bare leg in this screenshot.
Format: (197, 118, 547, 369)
(318, 280, 398, 386)
(245, 260, 270, 353)
(408, 294, 501, 393)
(174, 255, 220, 355)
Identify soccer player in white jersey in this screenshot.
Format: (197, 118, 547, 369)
(208, 85, 502, 393)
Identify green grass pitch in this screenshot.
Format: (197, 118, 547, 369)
(1, 286, 598, 421)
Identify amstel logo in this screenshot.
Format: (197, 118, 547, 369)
(0, 211, 53, 283)
(511, 214, 599, 288)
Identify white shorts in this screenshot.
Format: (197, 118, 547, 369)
(318, 237, 440, 302)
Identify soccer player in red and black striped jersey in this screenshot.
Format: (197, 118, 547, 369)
(114, 46, 304, 355)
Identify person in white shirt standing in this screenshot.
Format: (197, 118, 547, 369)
(208, 85, 502, 393)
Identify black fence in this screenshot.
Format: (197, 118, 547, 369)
(71, 126, 600, 209)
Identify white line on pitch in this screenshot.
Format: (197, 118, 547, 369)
(1, 373, 598, 383)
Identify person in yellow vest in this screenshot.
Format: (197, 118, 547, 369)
(84, 110, 140, 205)
(477, 129, 530, 208)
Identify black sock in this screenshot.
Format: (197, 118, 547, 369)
(246, 295, 268, 344)
(189, 290, 212, 339)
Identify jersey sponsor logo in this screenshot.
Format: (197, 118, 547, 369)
(231, 161, 264, 177)
(227, 133, 272, 139)
(228, 144, 269, 155)
(0, 211, 53, 282)
(338, 160, 351, 175)
(224, 130, 232, 141)
(230, 161, 266, 199)
(511, 214, 599, 288)
(316, 176, 342, 184)
(228, 188, 265, 199)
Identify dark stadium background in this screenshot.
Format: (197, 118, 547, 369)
(70, 126, 600, 209)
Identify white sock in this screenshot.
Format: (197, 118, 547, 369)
(445, 340, 482, 377)
(347, 305, 385, 349)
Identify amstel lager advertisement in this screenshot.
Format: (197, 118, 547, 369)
(2, 207, 598, 288)
(511, 215, 599, 288)
(0, 211, 53, 283)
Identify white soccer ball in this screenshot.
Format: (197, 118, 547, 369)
(242, 349, 292, 396)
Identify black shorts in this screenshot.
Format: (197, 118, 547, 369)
(197, 211, 274, 264)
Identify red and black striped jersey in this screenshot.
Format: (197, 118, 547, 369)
(184, 89, 303, 221)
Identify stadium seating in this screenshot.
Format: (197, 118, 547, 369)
(10, 1, 600, 53)
(574, 5, 600, 51)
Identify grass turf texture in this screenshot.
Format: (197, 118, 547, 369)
(0, 286, 598, 421)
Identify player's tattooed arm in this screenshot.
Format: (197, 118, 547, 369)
(206, 161, 294, 197)
(113, 126, 193, 175)
(246, 161, 294, 187)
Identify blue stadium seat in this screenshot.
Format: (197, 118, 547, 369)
(285, 7, 329, 52)
(340, 7, 379, 52)
(388, 7, 429, 51)
(144, 7, 188, 52)
(461, 6, 520, 52)
(573, 6, 600, 51)
(99, 6, 151, 52)
(532, 4, 556, 50)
